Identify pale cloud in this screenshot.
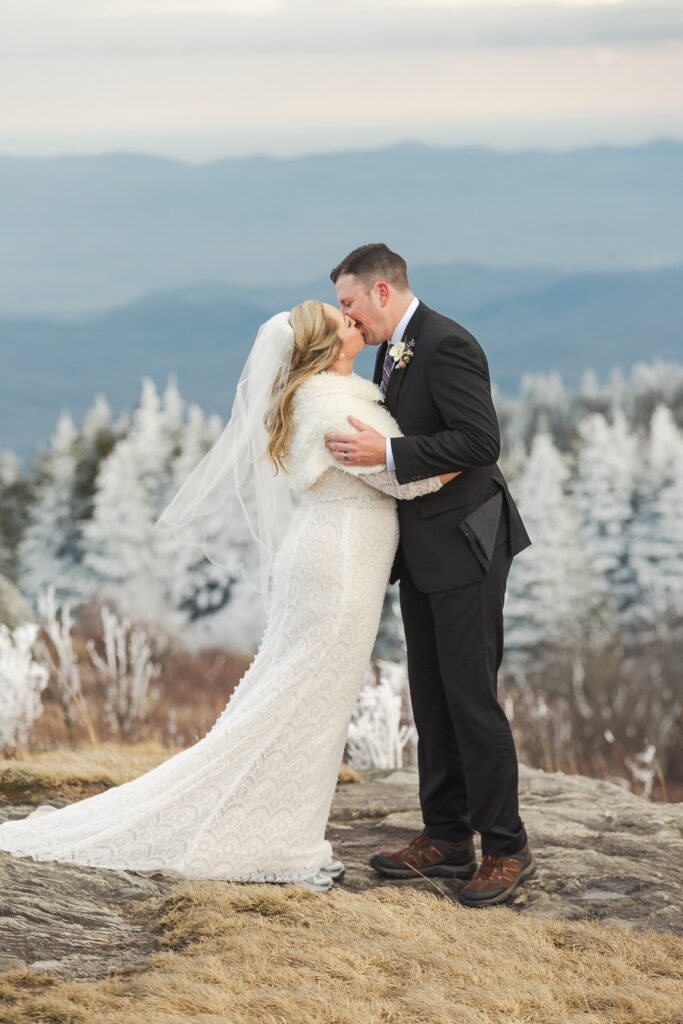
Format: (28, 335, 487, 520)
(0, 0, 681, 159)
(397, 0, 628, 6)
(2, 1, 681, 56)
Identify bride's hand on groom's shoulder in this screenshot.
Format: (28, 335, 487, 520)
(325, 415, 387, 466)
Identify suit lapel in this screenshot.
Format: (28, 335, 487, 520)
(385, 301, 431, 415)
(373, 341, 387, 387)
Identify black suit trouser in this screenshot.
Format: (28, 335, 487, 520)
(398, 525, 527, 856)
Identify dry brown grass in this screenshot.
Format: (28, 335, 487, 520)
(1, 882, 682, 1024)
(0, 742, 361, 806)
(501, 639, 683, 802)
(1, 745, 679, 1021)
(337, 762, 362, 784)
(0, 742, 174, 804)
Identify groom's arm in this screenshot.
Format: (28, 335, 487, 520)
(390, 334, 500, 485)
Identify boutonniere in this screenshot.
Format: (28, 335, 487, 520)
(388, 335, 416, 370)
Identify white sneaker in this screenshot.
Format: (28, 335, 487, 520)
(320, 859, 346, 880)
(297, 871, 334, 892)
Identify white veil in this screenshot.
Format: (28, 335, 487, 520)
(155, 311, 296, 611)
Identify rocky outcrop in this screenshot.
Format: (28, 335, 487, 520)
(0, 764, 681, 979)
(0, 829, 174, 978)
(328, 764, 683, 935)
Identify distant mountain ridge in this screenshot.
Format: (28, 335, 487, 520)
(2, 261, 681, 464)
(1, 139, 681, 316)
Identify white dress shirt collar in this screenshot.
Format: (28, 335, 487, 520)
(390, 295, 420, 348)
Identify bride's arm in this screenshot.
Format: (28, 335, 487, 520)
(353, 467, 461, 500)
(325, 401, 461, 499)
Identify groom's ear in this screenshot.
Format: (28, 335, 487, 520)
(372, 281, 390, 307)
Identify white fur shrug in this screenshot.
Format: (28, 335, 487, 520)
(284, 371, 403, 493)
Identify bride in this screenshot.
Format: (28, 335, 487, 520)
(0, 301, 456, 892)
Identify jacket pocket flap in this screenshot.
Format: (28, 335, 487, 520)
(418, 486, 473, 518)
(457, 491, 504, 569)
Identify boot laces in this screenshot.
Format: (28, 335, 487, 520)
(476, 852, 520, 883)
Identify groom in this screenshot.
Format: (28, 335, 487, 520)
(325, 243, 535, 907)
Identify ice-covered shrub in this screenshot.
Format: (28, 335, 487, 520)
(86, 605, 160, 740)
(346, 660, 416, 770)
(34, 584, 88, 741)
(625, 742, 660, 800)
(0, 621, 49, 754)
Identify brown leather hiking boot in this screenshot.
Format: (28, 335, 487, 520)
(459, 844, 536, 907)
(369, 832, 477, 879)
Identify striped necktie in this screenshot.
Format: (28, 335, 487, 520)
(380, 344, 394, 394)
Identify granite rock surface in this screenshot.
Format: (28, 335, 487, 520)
(1, 764, 681, 979)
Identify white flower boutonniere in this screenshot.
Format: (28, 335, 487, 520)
(388, 339, 406, 363)
(391, 335, 416, 370)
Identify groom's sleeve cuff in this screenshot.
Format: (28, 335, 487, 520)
(385, 438, 396, 471)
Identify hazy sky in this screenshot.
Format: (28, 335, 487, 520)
(1, 0, 682, 160)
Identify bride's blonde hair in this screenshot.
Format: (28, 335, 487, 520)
(266, 299, 343, 471)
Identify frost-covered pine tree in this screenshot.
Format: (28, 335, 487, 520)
(574, 411, 639, 622)
(580, 369, 601, 399)
(83, 377, 185, 630)
(656, 445, 683, 619)
(504, 432, 608, 670)
(622, 361, 683, 431)
(18, 412, 87, 608)
(80, 376, 264, 647)
(0, 452, 19, 485)
(74, 393, 116, 513)
(80, 394, 113, 451)
(499, 436, 527, 489)
(629, 405, 683, 630)
(0, 451, 22, 578)
(174, 403, 269, 653)
(509, 372, 571, 448)
(163, 403, 236, 637)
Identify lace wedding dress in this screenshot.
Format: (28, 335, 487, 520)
(0, 372, 442, 885)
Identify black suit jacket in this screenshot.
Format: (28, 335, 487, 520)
(374, 301, 531, 591)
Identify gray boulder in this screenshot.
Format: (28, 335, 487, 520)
(0, 573, 34, 631)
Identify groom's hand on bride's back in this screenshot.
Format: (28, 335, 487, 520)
(325, 415, 387, 466)
(326, 417, 462, 481)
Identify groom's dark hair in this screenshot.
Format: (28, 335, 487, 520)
(330, 243, 410, 291)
